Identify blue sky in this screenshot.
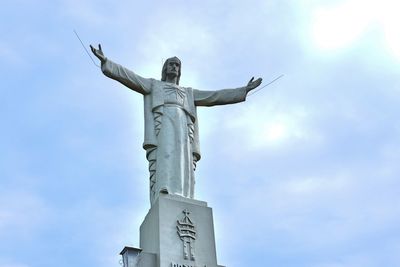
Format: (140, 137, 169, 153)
(1, 0, 400, 266)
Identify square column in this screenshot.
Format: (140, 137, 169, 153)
(139, 194, 222, 267)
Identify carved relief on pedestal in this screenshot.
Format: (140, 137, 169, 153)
(176, 209, 196, 261)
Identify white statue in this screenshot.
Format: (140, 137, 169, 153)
(91, 44, 262, 205)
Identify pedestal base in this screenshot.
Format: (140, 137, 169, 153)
(122, 194, 225, 267)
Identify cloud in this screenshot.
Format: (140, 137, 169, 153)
(0, 264, 31, 267)
(307, 0, 400, 60)
(213, 162, 400, 265)
(0, 41, 26, 67)
(53, 198, 145, 267)
(2, 0, 400, 267)
(61, 0, 109, 26)
(0, 190, 49, 240)
(311, 0, 373, 51)
(133, 10, 218, 87)
(223, 103, 322, 151)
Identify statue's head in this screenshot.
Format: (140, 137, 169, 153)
(161, 56, 181, 85)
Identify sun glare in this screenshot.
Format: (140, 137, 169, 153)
(263, 122, 287, 143)
(312, 0, 372, 50)
(379, 1, 400, 59)
(249, 109, 313, 149)
(311, 0, 400, 59)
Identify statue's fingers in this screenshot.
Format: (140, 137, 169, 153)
(99, 44, 102, 51)
(249, 76, 254, 83)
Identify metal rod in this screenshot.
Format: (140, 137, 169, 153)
(73, 29, 100, 68)
(248, 74, 284, 96)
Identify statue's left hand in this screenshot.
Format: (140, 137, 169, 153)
(246, 77, 262, 93)
(90, 44, 106, 63)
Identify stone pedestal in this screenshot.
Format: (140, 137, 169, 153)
(125, 194, 224, 267)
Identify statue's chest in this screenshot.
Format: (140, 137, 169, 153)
(163, 84, 186, 106)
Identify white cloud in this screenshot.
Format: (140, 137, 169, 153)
(0, 189, 49, 239)
(50, 197, 148, 266)
(311, 0, 373, 50)
(212, 152, 400, 259)
(0, 264, 31, 267)
(0, 41, 26, 67)
(379, 1, 400, 59)
(134, 13, 217, 88)
(61, 0, 108, 26)
(223, 103, 322, 151)
(309, 0, 400, 60)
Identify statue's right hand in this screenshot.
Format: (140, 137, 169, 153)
(90, 44, 106, 63)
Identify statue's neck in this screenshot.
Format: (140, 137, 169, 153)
(165, 76, 178, 85)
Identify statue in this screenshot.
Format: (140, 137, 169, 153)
(90, 44, 262, 205)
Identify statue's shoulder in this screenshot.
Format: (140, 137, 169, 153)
(180, 86, 193, 91)
(145, 78, 161, 88)
(177, 85, 194, 94)
(150, 78, 164, 85)
(184, 87, 194, 94)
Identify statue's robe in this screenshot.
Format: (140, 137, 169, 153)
(102, 59, 248, 205)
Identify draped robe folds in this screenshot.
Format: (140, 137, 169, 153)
(101, 59, 248, 205)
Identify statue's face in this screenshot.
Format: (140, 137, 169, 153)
(165, 59, 180, 78)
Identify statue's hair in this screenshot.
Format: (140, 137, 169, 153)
(161, 57, 181, 85)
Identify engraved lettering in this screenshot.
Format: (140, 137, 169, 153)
(171, 262, 201, 267)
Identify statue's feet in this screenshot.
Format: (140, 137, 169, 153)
(160, 187, 169, 194)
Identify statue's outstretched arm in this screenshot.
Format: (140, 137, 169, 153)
(90, 44, 151, 95)
(193, 77, 262, 107)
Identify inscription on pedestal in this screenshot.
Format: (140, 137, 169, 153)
(176, 209, 196, 261)
(171, 263, 206, 267)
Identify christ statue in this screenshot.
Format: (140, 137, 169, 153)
(90, 44, 262, 205)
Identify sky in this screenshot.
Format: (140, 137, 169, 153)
(1, 0, 400, 266)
